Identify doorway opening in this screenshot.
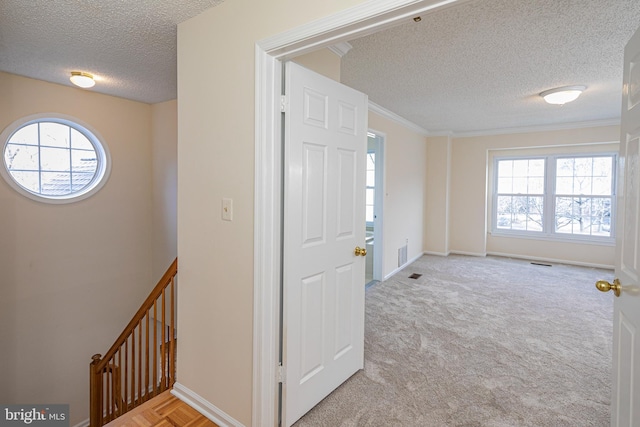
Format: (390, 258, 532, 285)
(366, 130, 384, 287)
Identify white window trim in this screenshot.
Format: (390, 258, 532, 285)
(0, 113, 111, 204)
(491, 152, 617, 244)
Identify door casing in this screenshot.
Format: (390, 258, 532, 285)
(253, 1, 483, 426)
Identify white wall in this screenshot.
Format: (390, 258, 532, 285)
(424, 135, 451, 255)
(368, 113, 427, 276)
(447, 125, 619, 266)
(0, 72, 154, 425)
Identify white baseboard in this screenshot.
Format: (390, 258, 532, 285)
(449, 250, 487, 257)
(487, 251, 614, 270)
(171, 382, 246, 427)
(423, 250, 449, 257)
(71, 419, 89, 427)
(384, 252, 425, 280)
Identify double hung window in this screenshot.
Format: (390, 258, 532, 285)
(493, 154, 615, 241)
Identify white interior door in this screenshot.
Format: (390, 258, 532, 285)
(283, 61, 367, 427)
(609, 25, 640, 426)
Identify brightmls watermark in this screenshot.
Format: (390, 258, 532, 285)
(0, 405, 68, 427)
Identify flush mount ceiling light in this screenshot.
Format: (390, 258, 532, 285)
(540, 85, 586, 105)
(69, 71, 95, 88)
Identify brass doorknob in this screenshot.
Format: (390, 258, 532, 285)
(595, 279, 621, 297)
(354, 246, 367, 256)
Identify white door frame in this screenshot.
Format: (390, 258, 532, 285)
(368, 128, 386, 283)
(252, 1, 472, 425)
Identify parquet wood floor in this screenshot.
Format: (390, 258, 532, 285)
(103, 390, 219, 427)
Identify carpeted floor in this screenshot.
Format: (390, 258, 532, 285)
(294, 254, 613, 427)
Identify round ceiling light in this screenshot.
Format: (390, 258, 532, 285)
(539, 85, 586, 105)
(70, 71, 95, 89)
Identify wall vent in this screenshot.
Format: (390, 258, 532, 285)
(398, 244, 407, 267)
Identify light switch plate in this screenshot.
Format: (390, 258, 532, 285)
(222, 198, 233, 221)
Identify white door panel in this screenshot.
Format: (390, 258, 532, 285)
(610, 25, 640, 427)
(283, 61, 367, 427)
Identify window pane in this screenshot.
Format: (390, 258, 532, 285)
(556, 158, 574, 176)
(498, 177, 512, 193)
(71, 128, 94, 150)
(498, 160, 513, 177)
(9, 123, 38, 145)
(366, 171, 375, 187)
(528, 177, 544, 194)
(72, 172, 95, 191)
(573, 176, 592, 194)
(496, 195, 513, 229)
(529, 159, 545, 176)
(593, 176, 612, 195)
(366, 188, 374, 206)
(71, 149, 98, 173)
(8, 171, 39, 193)
(365, 206, 374, 223)
(40, 147, 70, 172)
(556, 176, 573, 194)
(40, 172, 71, 195)
(40, 122, 70, 148)
(4, 144, 39, 171)
(513, 160, 529, 177)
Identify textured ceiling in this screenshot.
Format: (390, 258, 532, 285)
(1, 0, 639, 134)
(342, 0, 640, 134)
(0, 0, 223, 104)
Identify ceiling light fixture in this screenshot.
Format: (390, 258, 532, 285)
(539, 85, 586, 105)
(70, 71, 95, 88)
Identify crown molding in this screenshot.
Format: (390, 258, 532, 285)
(257, 0, 473, 58)
(368, 101, 430, 136)
(328, 42, 353, 57)
(451, 118, 621, 138)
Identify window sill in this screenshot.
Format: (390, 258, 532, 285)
(488, 230, 615, 247)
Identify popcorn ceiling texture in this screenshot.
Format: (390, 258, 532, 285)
(341, 0, 640, 134)
(1, 0, 639, 132)
(0, 0, 223, 104)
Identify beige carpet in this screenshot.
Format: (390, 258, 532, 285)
(294, 254, 613, 427)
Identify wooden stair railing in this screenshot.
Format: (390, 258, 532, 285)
(90, 258, 177, 427)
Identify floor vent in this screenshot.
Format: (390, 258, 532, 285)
(531, 262, 552, 267)
(409, 273, 422, 279)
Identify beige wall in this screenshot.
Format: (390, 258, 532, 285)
(293, 48, 341, 81)
(448, 125, 619, 267)
(177, 1, 372, 424)
(368, 113, 427, 276)
(425, 135, 451, 255)
(0, 72, 156, 424)
(151, 100, 178, 278)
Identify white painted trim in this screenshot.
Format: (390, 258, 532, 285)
(487, 251, 614, 270)
(424, 250, 450, 257)
(254, 1, 473, 426)
(449, 250, 487, 257)
(172, 383, 246, 427)
(328, 42, 353, 57)
(260, 0, 475, 59)
(368, 101, 430, 136)
(450, 118, 621, 138)
(383, 252, 425, 280)
(252, 46, 281, 427)
(71, 419, 89, 427)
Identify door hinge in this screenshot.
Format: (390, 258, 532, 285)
(280, 95, 288, 113)
(277, 363, 286, 384)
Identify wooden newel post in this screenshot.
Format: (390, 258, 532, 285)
(90, 354, 103, 427)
